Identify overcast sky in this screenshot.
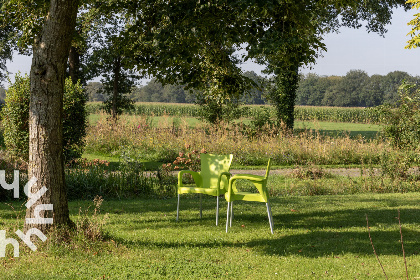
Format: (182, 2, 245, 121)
(5, 7, 420, 86)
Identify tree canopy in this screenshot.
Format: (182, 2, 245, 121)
(406, 0, 420, 49)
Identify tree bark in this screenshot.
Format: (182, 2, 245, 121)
(25, 0, 79, 232)
(68, 45, 80, 84)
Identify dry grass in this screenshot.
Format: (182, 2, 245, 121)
(85, 114, 393, 167)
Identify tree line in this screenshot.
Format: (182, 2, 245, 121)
(80, 69, 418, 108)
(296, 70, 420, 107)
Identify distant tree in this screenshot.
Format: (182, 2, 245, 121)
(126, 1, 410, 128)
(240, 71, 266, 105)
(333, 70, 369, 107)
(161, 84, 188, 103)
(85, 82, 105, 102)
(136, 78, 164, 102)
(296, 73, 318, 105)
(382, 71, 414, 105)
(87, 20, 137, 118)
(360, 74, 385, 107)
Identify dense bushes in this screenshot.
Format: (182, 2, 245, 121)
(1, 74, 30, 159)
(1, 74, 88, 162)
(376, 82, 420, 149)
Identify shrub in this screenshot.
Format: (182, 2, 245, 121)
(376, 82, 420, 149)
(1, 74, 88, 162)
(63, 78, 88, 161)
(1, 74, 30, 159)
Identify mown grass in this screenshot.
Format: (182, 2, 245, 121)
(1, 193, 420, 279)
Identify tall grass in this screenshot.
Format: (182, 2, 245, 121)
(85, 114, 391, 167)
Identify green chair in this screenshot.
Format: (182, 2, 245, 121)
(177, 153, 233, 225)
(225, 158, 273, 234)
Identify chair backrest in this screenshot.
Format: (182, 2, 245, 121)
(200, 154, 233, 189)
(264, 158, 272, 180)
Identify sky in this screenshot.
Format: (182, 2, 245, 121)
(4, 7, 420, 86)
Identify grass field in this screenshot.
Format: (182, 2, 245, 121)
(1, 193, 420, 279)
(88, 114, 382, 139)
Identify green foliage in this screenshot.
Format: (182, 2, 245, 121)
(244, 106, 277, 138)
(296, 71, 418, 107)
(1, 73, 30, 159)
(63, 78, 88, 161)
(267, 68, 299, 129)
(65, 158, 157, 200)
(376, 82, 420, 149)
(196, 95, 242, 124)
(1, 74, 88, 162)
(406, 0, 420, 49)
(103, 93, 134, 117)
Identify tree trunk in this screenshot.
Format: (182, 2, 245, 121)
(25, 0, 79, 232)
(269, 66, 300, 130)
(112, 56, 121, 119)
(68, 45, 80, 84)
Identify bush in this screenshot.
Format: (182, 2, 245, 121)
(376, 82, 420, 149)
(1, 74, 30, 159)
(1, 73, 88, 162)
(63, 78, 88, 161)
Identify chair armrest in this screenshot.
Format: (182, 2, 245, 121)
(228, 173, 266, 194)
(230, 173, 265, 182)
(217, 172, 232, 191)
(178, 170, 203, 188)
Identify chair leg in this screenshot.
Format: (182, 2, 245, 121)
(216, 196, 219, 226)
(266, 201, 274, 234)
(176, 194, 180, 221)
(226, 202, 230, 232)
(229, 201, 234, 227)
(199, 194, 202, 219)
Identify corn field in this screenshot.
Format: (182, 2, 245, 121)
(86, 102, 382, 124)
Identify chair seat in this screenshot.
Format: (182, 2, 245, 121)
(230, 192, 267, 203)
(178, 186, 226, 195)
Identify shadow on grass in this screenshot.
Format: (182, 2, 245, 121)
(98, 196, 420, 258)
(2, 195, 420, 259)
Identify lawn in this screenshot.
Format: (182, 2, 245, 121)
(1, 193, 420, 279)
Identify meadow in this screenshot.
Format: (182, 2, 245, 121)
(1, 194, 420, 279)
(1, 103, 419, 279)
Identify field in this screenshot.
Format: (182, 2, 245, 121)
(1, 194, 420, 279)
(87, 103, 383, 124)
(1, 103, 420, 279)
